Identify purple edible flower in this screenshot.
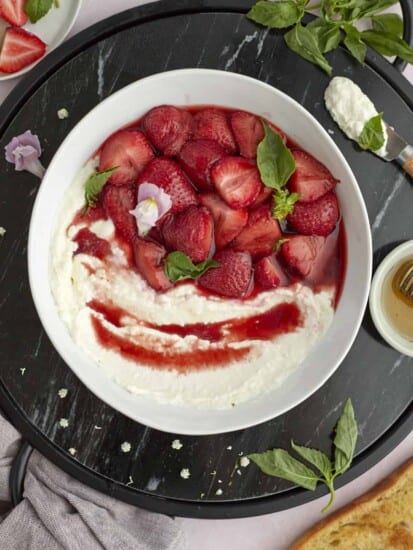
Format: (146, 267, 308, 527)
(130, 182, 172, 236)
(5, 130, 45, 178)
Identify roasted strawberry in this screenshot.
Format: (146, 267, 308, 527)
(0, 0, 27, 27)
(198, 249, 253, 298)
(255, 255, 288, 289)
(287, 191, 339, 236)
(230, 111, 264, 159)
(232, 205, 282, 259)
(142, 105, 193, 156)
(289, 150, 338, 203)
(253, 185, 272, 206)
(281, 235, 325, 277)
(211, 156, 262, 209)
(137, 158, 198, 214)
(162, 206, 214, 263)
(178, 139, 225, 191)
(133, 237, 173, 291)
(0, 27, 46, 74)
(103, 184, 137, 242)
(199, 193, 247, 249)
(73, 228, 110, 260)
(99, 130, 154, 185)
(193, 109, 237, 154)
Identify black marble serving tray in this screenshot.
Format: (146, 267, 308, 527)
(0, 0, 412, 519)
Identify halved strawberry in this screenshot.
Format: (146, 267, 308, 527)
(193, 109, 237, 154)
(287, 191, 339, 236)
(0, 27, 46, 74)
(252, 185, 272, 207)
(211, 157, 262, 209)
(99, 130, 154, 185)
(289, 150, 338, 203)
(73, 228, 110, 260)
(162, 206, 214, 263)
(198, 249, 253, 298)
(199, 193, 247, 249)
(137, 158, 198, 214)
(230, 111, 264, 159)
(281, 235, 325, 277)
(142, 105, 193, 156)
(255, 255, 288, 289)
(133, 237, 173, 291)
(178, 139, 225, 191)
(232, 205, 282, 259)
(103, 184, 137, 242)
(0, 0, 27, 27)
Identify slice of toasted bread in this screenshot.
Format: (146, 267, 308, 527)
(291, 457, 413, 550)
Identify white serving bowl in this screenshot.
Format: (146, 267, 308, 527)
(28, 69, 372, 435)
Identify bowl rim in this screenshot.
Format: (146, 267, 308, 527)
(28, 68, 372, 434)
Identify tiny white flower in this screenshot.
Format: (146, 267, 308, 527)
(59, 418, 69, 428)
(171, 439, 183, 450)
(57, 108, 69, 119)
(180, 468, 190, 479)
(58, 388, 68, 399)
(240, 456, 250, 468)
(121, 441, 131, 453)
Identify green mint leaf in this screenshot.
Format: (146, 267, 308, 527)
(273, 237, 289, 252)
(306, 19, 342, 53)
(272, 189, 300, 221)
(249, 449, 319, 491)
(257, 122, 295, 191)
(361, 30, 413, 64)
(358, 113, 385, 152)
(284, 23, 333, 76)
(247, 0, 303, 29)
(25, 0, 54, 23)
(291, 441, 333, 481)
(333, 399, 358, 475)
(164, 251, 220, 282)
(84, 167, 117, 212)
(343, 25, 367, 64)
(371, 13, 403, 37)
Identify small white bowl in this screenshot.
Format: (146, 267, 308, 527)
(370, 240, 413, 357)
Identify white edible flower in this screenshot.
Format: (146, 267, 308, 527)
(129, 182, 172, 236)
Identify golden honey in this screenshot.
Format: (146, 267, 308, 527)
(381, 259, 413, 341)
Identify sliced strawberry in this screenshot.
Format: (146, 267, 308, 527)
(133, 237, 173, 291)
(137, 158, 198, 214)
(103, 184, 137, 242)
(198, 249, 253, 298)
(289, 150, 338, 203)
(255, 255, 288, 289)
(0, 27, 46, 74)
(211, 157, 262, 209)
(162, 206, 214, 263)
(73, 228, 110, 260)
(287, 191, 339, 236)
(252, 185, 272, 207)
(281, 235, 325, 277)
(230, 111, 264, 159)
(193, 109, 237, 154)
(199, 193, 247, 249)
(99, 130, 154, 185)
(142, 105, 193, 156)
(0, 0, 27, 26)
(232, 205, 282, 259)
(178, 139, 225, 191)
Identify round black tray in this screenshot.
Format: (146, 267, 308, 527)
(0, 0, 412, 519)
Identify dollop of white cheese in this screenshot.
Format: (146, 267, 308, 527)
(324, 76, 387, 157)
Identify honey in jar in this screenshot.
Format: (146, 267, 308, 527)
(381, 259, 413, 341)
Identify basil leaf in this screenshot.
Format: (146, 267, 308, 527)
(247, 0, 303, 29)
(361, 30, 413, 64)
(249, 449, 318, 490)
(257, 123, 296, 191)
(343, 25, 367, 64)
(333, 399, 358, 475)
(164, 251, 220, 282)
(358, 113, 385, 152)
(284, 23, 333, 75)
(349, 0, 398, 20)
(84, 167, 117, 211)
(306, 19, 342, 53)
(291, 441, 333, 481)
(25, 0, 53, 23)
(371, 14, 403, 38)
(272, 189, 300, 221)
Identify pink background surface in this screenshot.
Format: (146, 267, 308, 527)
(1, 2, 412, 548)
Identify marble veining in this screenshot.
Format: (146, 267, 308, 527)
(224, 31, 258, 70)
(371, 172, 406, 235)
(97, 43, 115, 101)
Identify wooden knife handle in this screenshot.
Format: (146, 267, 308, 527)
(403, 155, 413, 177)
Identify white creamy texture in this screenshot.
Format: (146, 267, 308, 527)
(324, 76, 387, 157)
(50, 159, 335, 409)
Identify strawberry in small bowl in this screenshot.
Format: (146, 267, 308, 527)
(28, 69, 371, 435)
